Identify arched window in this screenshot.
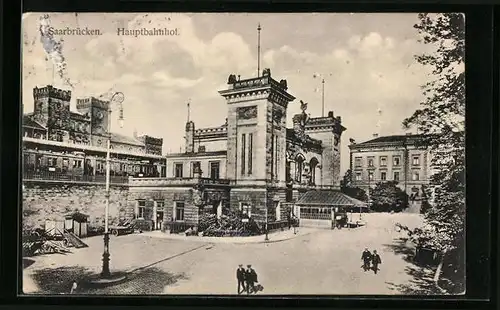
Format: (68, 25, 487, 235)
(310, 157, 319, 185)
(295, 154, 305, 183)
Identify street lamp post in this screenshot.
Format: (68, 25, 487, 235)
(101, 91, 125, 279)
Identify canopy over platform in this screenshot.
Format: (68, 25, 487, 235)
(296, 190, 369, 208)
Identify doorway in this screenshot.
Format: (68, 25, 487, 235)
(156, 211, 164, 230)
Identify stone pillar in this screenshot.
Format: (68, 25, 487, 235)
(276, 201, 281, 221)
(153, 201, 157, 230)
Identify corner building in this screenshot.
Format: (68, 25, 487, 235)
(128, 69, 355, 231)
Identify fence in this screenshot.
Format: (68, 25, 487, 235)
(267, 220, 288, 232)
(23, 170, 129, 185)
(165, 221, 191, 234)
(299, 212, 332, 220)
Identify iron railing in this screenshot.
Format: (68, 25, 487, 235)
(23, 170, 129, 185)
(299, 212, 332, 220)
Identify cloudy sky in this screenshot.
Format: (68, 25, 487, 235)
(22, 13, 435, 175)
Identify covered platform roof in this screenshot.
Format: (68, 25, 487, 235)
(296, 190, 369, 207)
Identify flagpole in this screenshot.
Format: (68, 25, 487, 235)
(322, 79, 325, 117)
(257, 23, 262, 77)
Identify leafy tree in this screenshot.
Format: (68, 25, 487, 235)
(369, 181, 408, 212)
(340, 169, 368, 202)
(402, 13, 465, 294)
(419, 184, 432, 214)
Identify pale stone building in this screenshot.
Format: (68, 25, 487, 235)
(348, 133, 433, 205)
(127, 69, 363, 231)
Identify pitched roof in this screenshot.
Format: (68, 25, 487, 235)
(23, 115, 46, 130)
(353, 134, 434, 147)
(296, 190, 368, 206)
(165, 150, 227, 158)
(110, 133, 145, 147)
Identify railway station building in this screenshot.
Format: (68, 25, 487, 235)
(126, 69, 366, 231)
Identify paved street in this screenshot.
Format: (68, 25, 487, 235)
(23, 213, 437, 295)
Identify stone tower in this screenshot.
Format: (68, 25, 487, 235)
(305, 111, 346, 187)
(32, 85, 72, 142)
(76, 97, 110, 147)
(219, 69, 295, 222)
(219, 69, 295, 186)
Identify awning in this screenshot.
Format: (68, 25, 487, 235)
(296, 190, 369, 208)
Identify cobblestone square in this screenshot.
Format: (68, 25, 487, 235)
(23, 213, 439, 295)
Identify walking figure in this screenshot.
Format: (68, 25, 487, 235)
(245, 264, 258, 294)
(371, 250, 382, 274)
(236, 264, 246, 294)
(361, 248, 372, 271)
(70, 280, 78, 294)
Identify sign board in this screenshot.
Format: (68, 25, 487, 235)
(242, 219, 249, 223)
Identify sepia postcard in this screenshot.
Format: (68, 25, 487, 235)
(21, 12, 465, 296)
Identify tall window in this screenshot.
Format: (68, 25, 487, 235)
(380, 157, 387, 166)
(368, 171, 374, 181)
(210, 161, 220, 180)
(248, 133, 253, 175)
(310, 158, 318, 185)
(412, 156, 420, 166)
(393, 156, 401, 166)
(174, 163, 183, 178)
(175, 202, 185, 221)
(412, 172, 420, 181)
(355, 157, 362, 167)
(381, 171, 387, 181)
(368, 157, 374, 167)
(296, 158, 304, 182)
(274, 136, 279, 179)
(394, 171, 400, 181)
(138, 200, 146, 218)
(190, 161, 201, 177)
(355, 172, 362, 181)
(241, 133, 246, 175)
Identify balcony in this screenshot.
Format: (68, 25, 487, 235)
(23, 170, 129, 185)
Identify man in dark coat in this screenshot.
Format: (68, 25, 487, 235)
(371, 250, 382, 274)
(236, 264, 246, 294)
(361, 248, 372, 271)
(245, 264, 258, 294)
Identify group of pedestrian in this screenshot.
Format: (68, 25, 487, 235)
(361, 248, 382, 274)
(236, 264, 261, 295)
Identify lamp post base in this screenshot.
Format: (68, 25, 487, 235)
(101, 232, 111, 279)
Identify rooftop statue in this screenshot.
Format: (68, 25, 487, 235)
(279, 79, 287, 88)
(262, 68, 271, 77)
(227, 74, 237, 84)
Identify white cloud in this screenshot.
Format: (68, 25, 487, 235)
(22, 13, 436, 175)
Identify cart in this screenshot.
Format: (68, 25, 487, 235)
(109, 219, 143, 236)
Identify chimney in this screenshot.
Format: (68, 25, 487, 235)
(328, 111, 334, 118)
(405, 132, 412, 136)
(373, 133, 379, 138)
(185, 121, 195, 153)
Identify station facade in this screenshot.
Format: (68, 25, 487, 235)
(127, 69, 364, 231)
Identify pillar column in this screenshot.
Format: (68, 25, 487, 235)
(153, 201, 158, 230)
